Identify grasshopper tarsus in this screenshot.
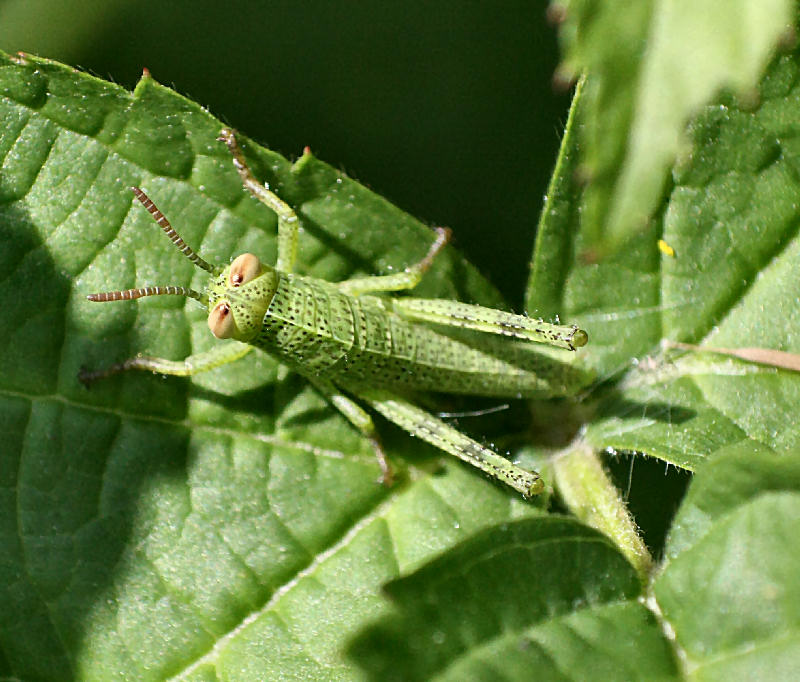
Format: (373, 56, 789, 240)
(78, 364, 115, 388)
(373, 439, 394, 487)
(78, 360, 130, 387)
(77, 365, 95, 388)
(416, 226, 451, 273)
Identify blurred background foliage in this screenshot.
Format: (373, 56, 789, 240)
(0, 0, 570, 306)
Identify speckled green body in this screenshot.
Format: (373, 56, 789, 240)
(253, 271, 582, 398)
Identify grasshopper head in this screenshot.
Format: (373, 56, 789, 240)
(86, 187, 276, 344)
(206, 253, 278, 342)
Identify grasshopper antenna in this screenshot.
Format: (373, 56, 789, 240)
(130, 186, 216, 273)
(86, 286, 205, 303)
(86, 187, 214, 304)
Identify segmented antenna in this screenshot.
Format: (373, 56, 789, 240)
(87, 286, 204, 302)
(130, 186, 216, 273)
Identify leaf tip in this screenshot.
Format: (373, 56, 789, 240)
(133, 67, 158, 97)
(292, 145, 315, 173)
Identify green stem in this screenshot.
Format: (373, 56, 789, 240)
(552, 443, 653, 583)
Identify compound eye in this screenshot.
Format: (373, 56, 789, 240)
(208, 302, 235, 339)
(229, 253, 261, 287)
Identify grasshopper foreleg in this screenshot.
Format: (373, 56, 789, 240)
(218, 128, 299, 273)
(79, 343, 253, 386)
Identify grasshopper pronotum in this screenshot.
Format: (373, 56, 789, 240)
(81, 129, 588, 497)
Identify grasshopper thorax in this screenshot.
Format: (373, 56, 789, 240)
(207, 253, 278, 342)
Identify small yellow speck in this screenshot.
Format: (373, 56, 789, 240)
(658, 239, 676, 257)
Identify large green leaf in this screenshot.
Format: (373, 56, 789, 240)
(347, 518, 666, 681)
(0, 53, 535, 681)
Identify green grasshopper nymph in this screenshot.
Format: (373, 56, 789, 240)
(80, 129, 588, 498)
